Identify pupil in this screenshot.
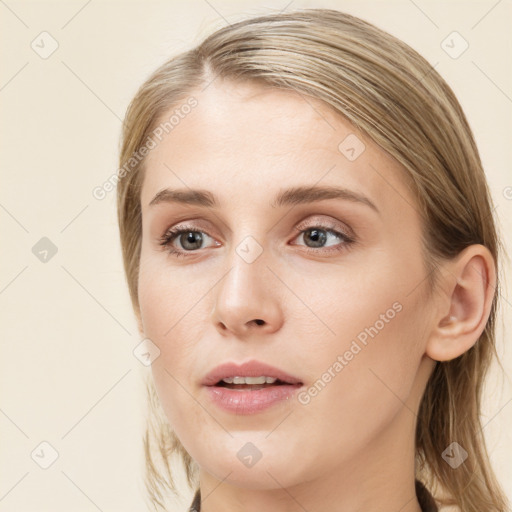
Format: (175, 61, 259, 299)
(181, 231, 202, 250)
(305, 228, 326, 248)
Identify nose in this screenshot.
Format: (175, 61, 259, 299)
(210, 245, 284, 337)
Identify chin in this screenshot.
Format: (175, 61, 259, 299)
(205, 462, 298, 490)
(195, 444, 307, 491)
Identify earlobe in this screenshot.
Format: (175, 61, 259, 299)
(425, 244, 496, 362)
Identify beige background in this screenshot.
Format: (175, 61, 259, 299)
(0, 0, 511, 510)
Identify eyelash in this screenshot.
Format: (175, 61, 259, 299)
(158, 221, 355, 258)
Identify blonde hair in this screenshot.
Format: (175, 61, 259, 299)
(117, 8, 509, 511)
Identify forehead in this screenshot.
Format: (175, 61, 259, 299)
(140, 79, 415, 217)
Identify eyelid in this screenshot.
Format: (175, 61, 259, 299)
(290, 220, 356, 255)
(294, 215, 354, 239)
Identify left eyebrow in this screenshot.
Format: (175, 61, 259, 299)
(271, 185, 379, 214)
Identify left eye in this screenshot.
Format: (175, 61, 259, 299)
(294, 227, 349, 249)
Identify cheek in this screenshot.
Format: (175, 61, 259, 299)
(138, 248, 209, 341)
(296, 251, 429, 447)
(137, 254, 206, 417)
(294, 306, 424, 475)
(137, 246, 248, 426)
(308, 257, 418, 347)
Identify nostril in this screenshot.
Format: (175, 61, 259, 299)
(254, 319, 265, 325)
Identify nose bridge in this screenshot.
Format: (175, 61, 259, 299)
(220, 233, 269, 310)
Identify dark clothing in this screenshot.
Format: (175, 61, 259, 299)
(415, 479, 439, 512)
(188, 479, 438, 511)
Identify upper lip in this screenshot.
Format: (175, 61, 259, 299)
(202, 360, 303, 386)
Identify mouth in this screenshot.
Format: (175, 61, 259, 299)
(201, 360, 304, 413)
(213, 376, 302, 391)
(201, 360, 303, 388)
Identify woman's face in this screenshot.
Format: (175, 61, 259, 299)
(138, 79, 437, 490)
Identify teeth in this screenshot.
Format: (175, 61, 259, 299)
(221, 376, 278, 385)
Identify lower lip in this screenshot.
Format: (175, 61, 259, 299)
(204, 384, 302, 414)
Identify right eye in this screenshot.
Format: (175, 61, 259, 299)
(158, 225, 220, 258)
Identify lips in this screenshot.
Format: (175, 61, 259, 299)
(201, 360, 303, 387)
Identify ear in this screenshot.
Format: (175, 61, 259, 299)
(425, 244, 496, 362)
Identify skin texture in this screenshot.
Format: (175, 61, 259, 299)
(136, 79, 495, 512)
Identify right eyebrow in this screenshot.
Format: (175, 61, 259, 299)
(149, 188, 217, 208)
